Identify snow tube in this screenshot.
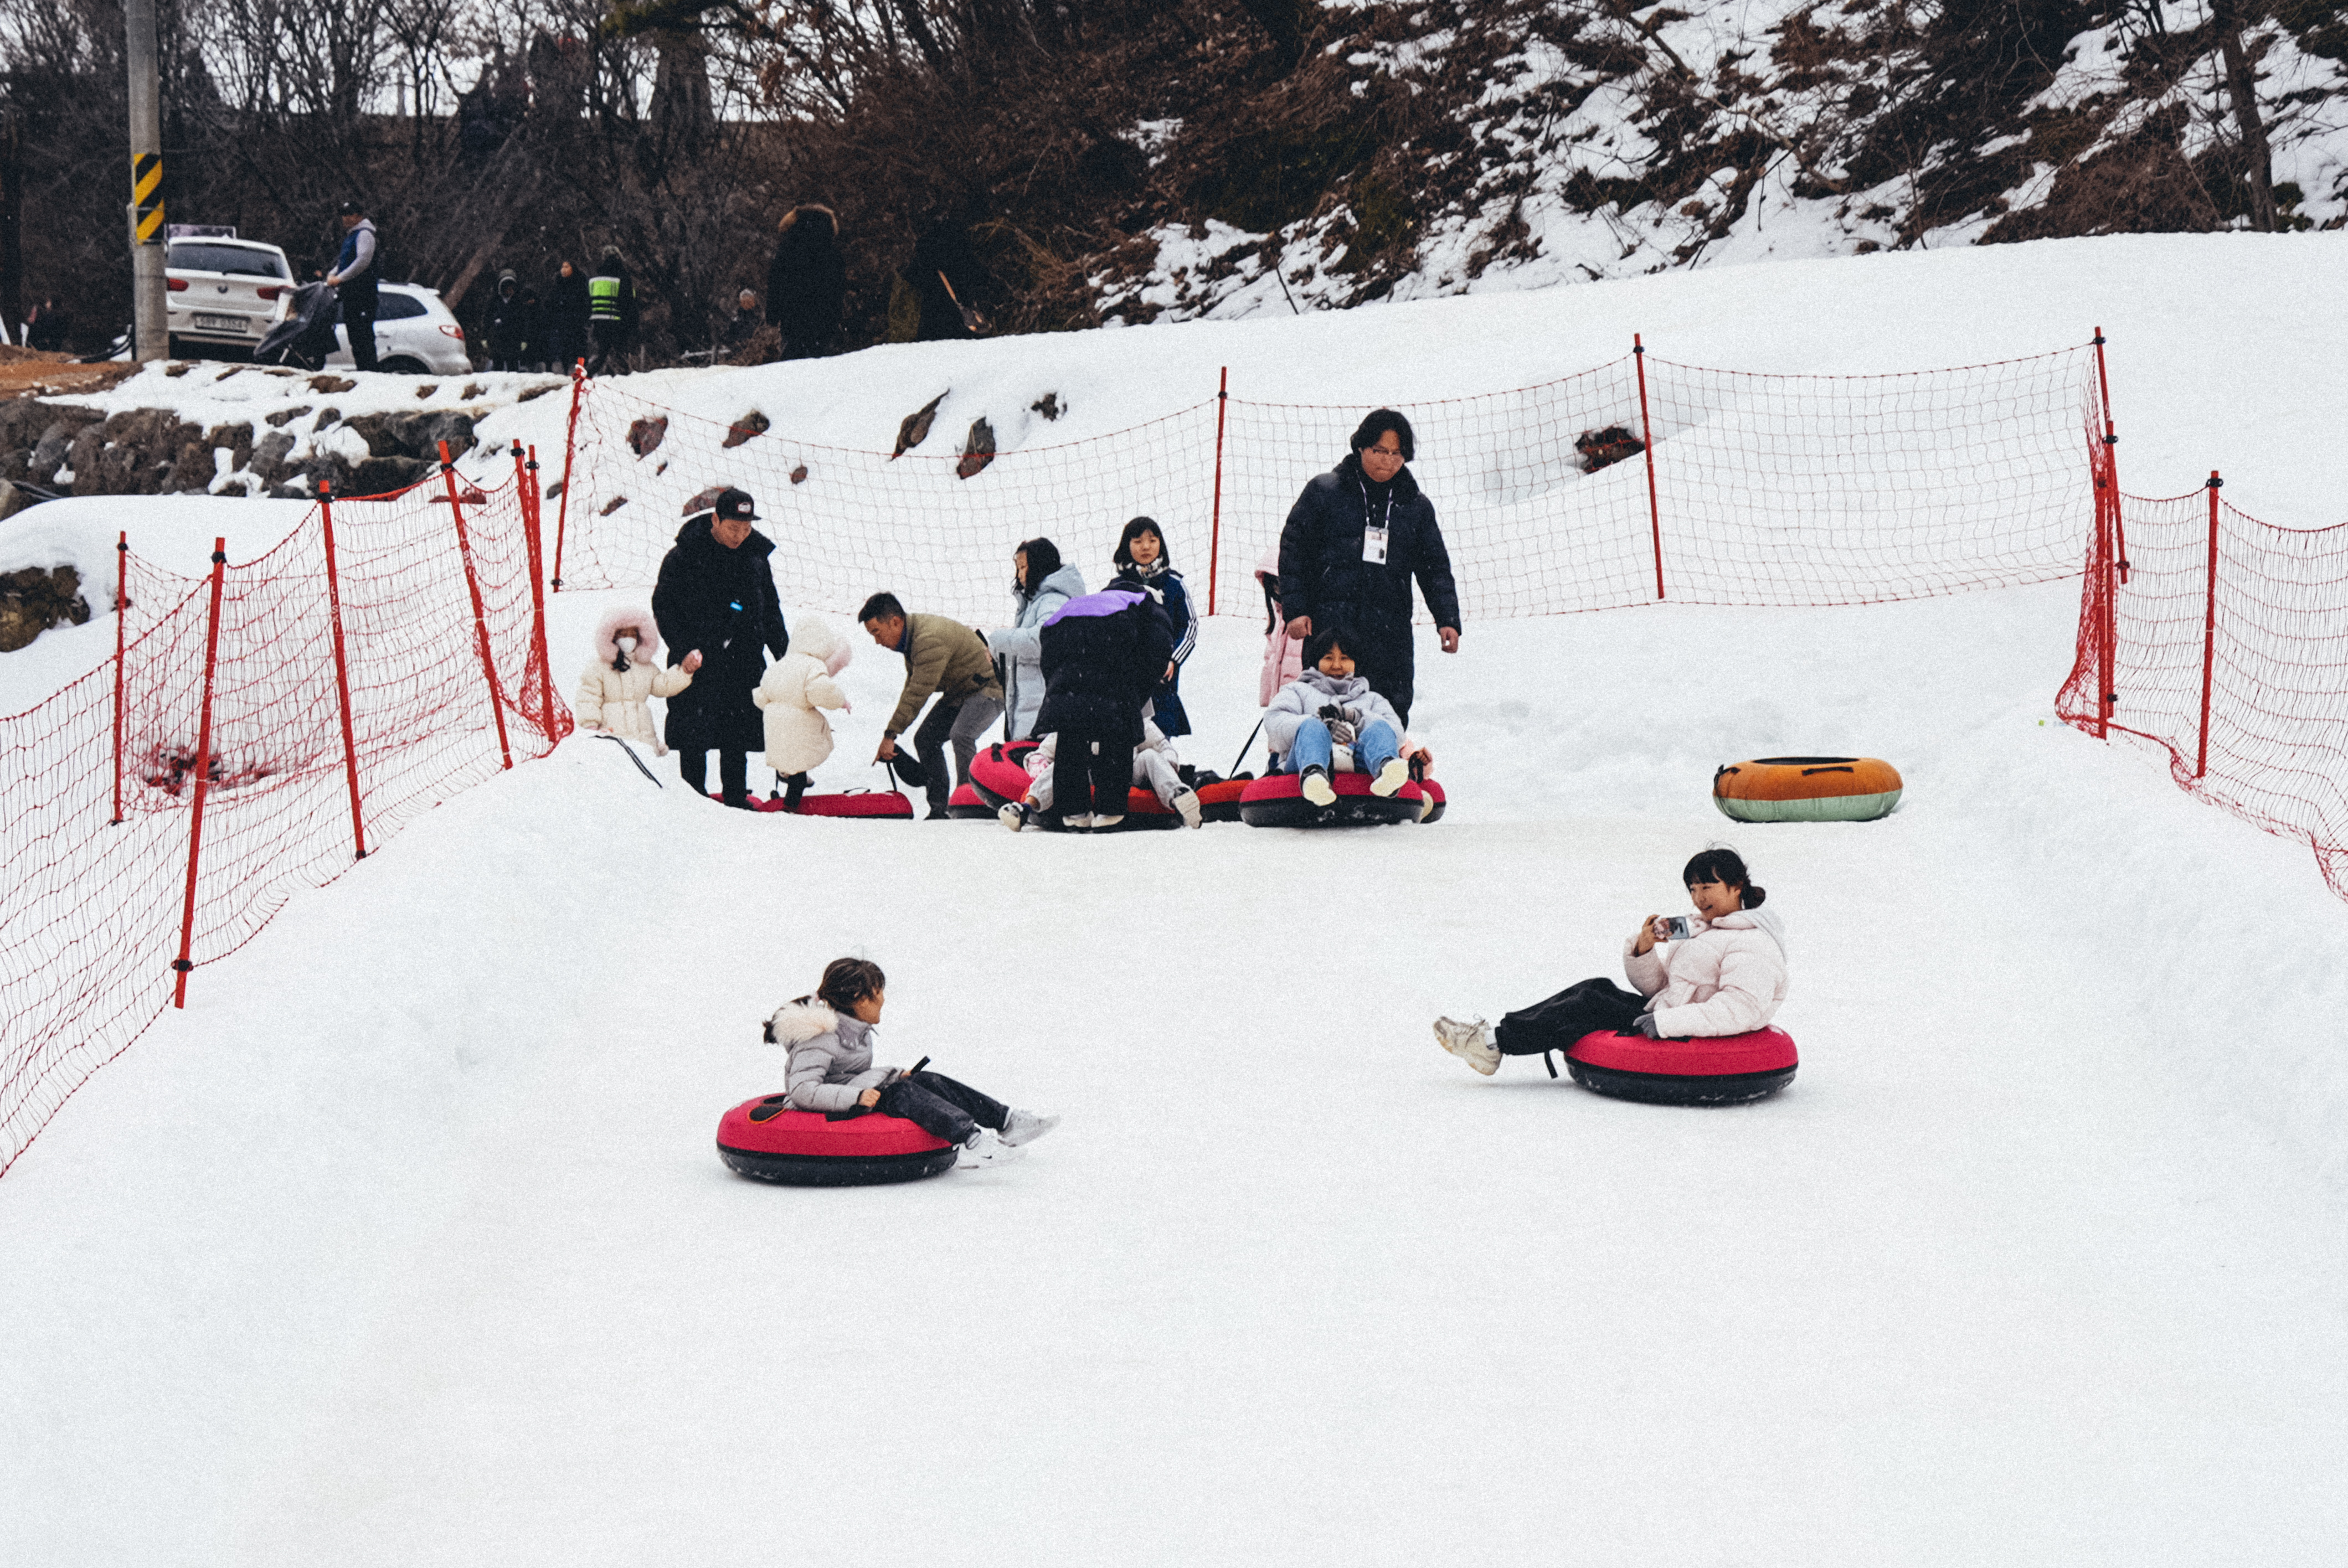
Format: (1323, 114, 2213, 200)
(1194, 777, 1251, 823)
(946, 783, 993, 820)
(1563, 1027, 1798, 1106)
(705, 791, 914, 817)
(1713, 757, 1902, 823)
(716, 1094, 958, 1185)
(1417, 779, 1448, 824)
(967, 740, 1180, 831)
(1238, 770, 1425, 828)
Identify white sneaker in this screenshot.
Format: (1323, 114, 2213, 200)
(1172, 788, 1203, 828)
(1370, 757, 1409, 797)
(1090, 813, 1125, 829)
(1001, 1108, 1060, 1147)
(1300, 767, 1336, 807)
(1433, 1016, 1501, 1075)
(958, 1127, 1026, 1167)
(999, 802, 1029, 832)
(1063, 812, 1094, 830)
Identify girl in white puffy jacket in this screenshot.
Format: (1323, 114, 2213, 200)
(752, 613, 851, 808)
(1434, 847, 1789, 1076)
(574, 605, 699, 756)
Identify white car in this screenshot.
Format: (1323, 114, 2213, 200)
(322, 282, 471, 375)
(166, 235, 294, 358)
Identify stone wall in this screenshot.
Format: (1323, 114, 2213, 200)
(0, 564, 91, 653)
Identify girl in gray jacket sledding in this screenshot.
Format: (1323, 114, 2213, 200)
(1264, 626, 1434, 806)
(763, 957, 1058, 1167)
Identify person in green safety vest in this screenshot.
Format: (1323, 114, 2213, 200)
(587, 246, 640, 375)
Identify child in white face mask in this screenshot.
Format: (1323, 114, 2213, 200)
(575, 604, 701, 756)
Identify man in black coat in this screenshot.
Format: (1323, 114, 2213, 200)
(765, 204, 846, 360)
(1034, 583, 1173, 828)
(1276, 408, 1462, 725)
(652, 488, 789, 807)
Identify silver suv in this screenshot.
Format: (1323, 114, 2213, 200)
(165, 233, 294, 358)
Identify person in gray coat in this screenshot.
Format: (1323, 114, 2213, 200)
(763, 957, 1057, 1167)
(984, 537, 1084, 741)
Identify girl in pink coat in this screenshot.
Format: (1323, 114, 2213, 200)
(1433, 848, 1789, 1076)
(1255, 547, 1304, 707)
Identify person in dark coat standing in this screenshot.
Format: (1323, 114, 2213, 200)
(1034, 582, 1173, 829)
(765, 204, 846, 359)
(587, 247, 640, 375)
(326, 200, 381, 373)
(547, 260, 591, 373)
(1110, 515, 1194, 738)
(909, 218, 987, 342)
(652, 488, 790, 807)
(1276, 408, 1463, 725)
(482, 270, 534, 371)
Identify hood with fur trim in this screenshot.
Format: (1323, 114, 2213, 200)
(789, 615, 853, 678)
(592, 604, 662, 668)
(761, 995, 837, 1046)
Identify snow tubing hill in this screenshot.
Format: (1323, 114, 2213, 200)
(1713, 757, 1902, 823)
(1564, 1027, 1798, 1106)
(716, 1095, 959, 1185)
(967, 740, 1180, 831)
(707, 791, 914, 818)
(1239, 770, 1429, 828)
(947, 783, 994, 820)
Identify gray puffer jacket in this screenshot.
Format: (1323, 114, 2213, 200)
(987, 563, 1086, 740)
(766, 996, 890, 1113)
(1263, 669, 1407, 761)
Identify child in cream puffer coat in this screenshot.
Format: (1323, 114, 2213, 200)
(753, 613, 851, 806)
(574, 605, 698, 755)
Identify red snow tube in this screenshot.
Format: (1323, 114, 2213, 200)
(968, 740, 1178, 831)
(1238, 770, 1427, 828)
(716, 1094, 958, 1185)
(947, 783, 993, 820)
(1195, 777, 1252, 823)
(706, 791, 914, 817)
(1563, 1027, 1798, 1106)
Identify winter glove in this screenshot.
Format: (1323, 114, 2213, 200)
(1630, 1012, 1662, 1039)
(1317, 704, 1359, 747)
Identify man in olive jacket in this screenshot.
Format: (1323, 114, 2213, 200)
(858, 592, 1005, 818)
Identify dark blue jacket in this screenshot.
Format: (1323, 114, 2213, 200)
(1116, 561, 1193, 737)
(1277, 455, 1461, 670)
(1036, 585, 1173, 746)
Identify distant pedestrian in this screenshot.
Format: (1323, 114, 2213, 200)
(722, 287, 761, 354)
(910, 218, 987, 342)
(587, 246, 639, 376)
(858, 592, 1005, 819)
(23, 297, 70, 353)
(482, 270, 534, 372)
(547, 259, 591, 373)
(766, 204, 845, 359)
(517, 283, 546, 369)
(653, 488, 790, 808)
(326, 200, 381, 373)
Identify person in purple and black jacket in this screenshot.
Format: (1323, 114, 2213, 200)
(1033, 580, 1172, 831)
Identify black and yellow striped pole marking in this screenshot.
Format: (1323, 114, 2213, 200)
(131, 152, 163, 244)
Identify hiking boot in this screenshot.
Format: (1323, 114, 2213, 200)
(1370, 757, 1409, 797)
(1300, 766, 1336, 808)
(1433, 1017, 1501, 1076)
(1001, 1108, 1060, 1147)
(958, 1127, 1025, 1167)
(1171, 788, 1203, 828)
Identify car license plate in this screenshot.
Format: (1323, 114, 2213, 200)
(192, 313, 248, 332)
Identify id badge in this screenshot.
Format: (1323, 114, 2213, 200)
(1362, 525, 1389, 565)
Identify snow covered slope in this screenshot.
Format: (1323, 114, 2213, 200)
(2, 233, 2345, 1565)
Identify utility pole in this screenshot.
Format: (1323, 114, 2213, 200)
(124, 0, 167, 362)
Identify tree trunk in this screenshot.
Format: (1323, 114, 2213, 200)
(2213, 0, 2276, 231)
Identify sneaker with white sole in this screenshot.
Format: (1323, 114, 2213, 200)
(1370, 756, 1409, 797)
(999, 802, 1030, 832)
(1063, 813, 1094, 830)
(1433, 1016, 1501, 1075)
(1001, 1108, 1060, 1147)
(1300, 766, 1336, 807)
(958, 1126, 1025, 1167)
(1171, 788, 1203, 828)
(1090, 813, 1125, 830)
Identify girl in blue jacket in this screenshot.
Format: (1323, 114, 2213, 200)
(1111, 516, 1194, 737)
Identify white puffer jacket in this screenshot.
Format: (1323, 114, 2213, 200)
(574, 605, 692, 755)
(753, 615, 852, 776)
(1621, 906, 1789, 1038)
(765, 996, 890, 1114)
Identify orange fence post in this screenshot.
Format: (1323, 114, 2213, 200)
(2093, 327, 2128, 583)
(1634, 334, 1665, 600)
(318, 481, 367, 859)
(441, 439, 514, 770)
(1208, 367, 1228, 617)
(516, 440, 559, 749)
(111, 532, 127, 826)
(551, 360, 585, 590)
(172, 539, 228, 1009)
(2197, 472, 2222, 779)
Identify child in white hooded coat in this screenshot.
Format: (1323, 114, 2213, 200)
(752, 613, 851, 808)
(574, 605, 699, 756)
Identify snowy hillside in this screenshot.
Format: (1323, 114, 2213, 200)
(3, 234, 2346, 1565)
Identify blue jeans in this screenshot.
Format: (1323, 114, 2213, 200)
(1287, 716, 1398, 776)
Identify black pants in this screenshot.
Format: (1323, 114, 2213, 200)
(679, 748, 750, 808)
(1357, 651, 1415, 728)
(341, 289, 379, 373)
(589, 321, 630, 375)
(1495, 978, 1646, 1061)
(1052, 726, 1135, 819)
(877, 1070, 1007, 1147)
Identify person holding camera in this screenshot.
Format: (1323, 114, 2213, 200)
(1432, 847, 1788, 1076)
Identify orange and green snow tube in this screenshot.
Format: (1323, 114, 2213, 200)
(1712, 756, 1902, 823)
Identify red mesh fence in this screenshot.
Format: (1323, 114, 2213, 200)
(2059, 473, 2348, 901)
(0, 463, 567, 1177)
